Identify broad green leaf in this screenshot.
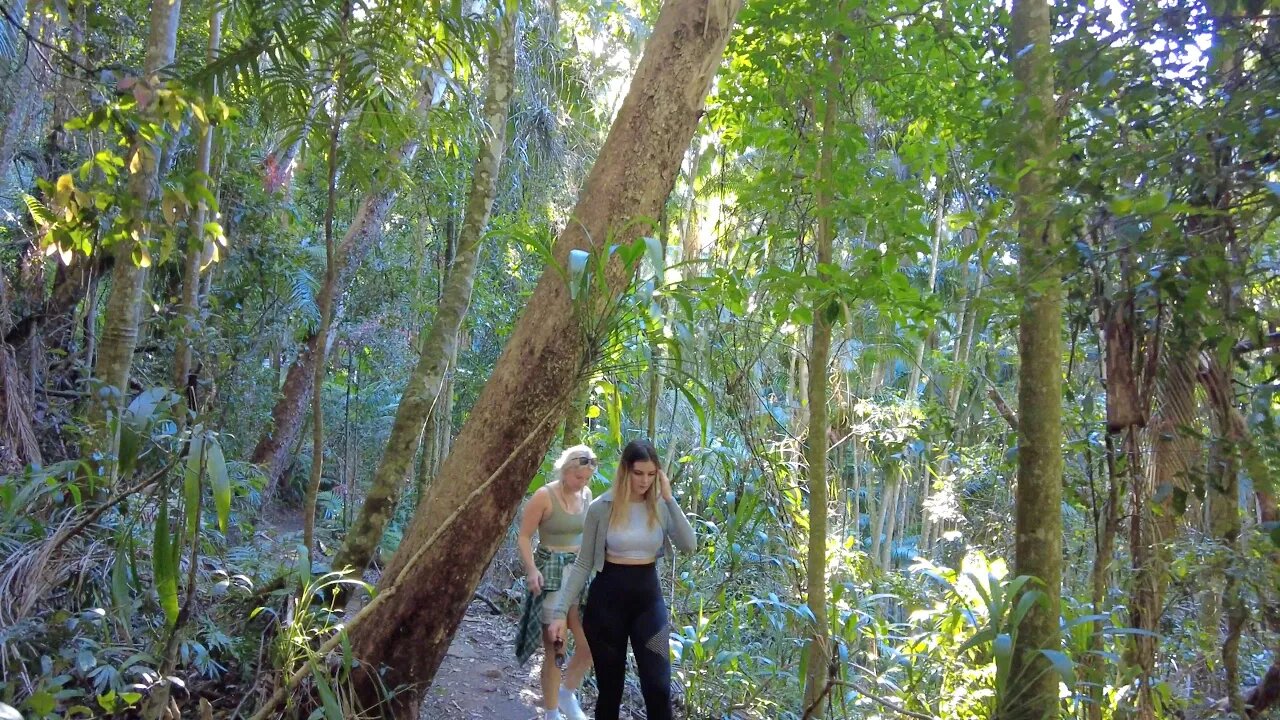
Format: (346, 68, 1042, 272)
(1040, 649, 1076, 688)
(568, 249, 589, 300)
(1010, 588, 1044, 631)
(27, 692, 55, 715)
(607, 382, 623, 449)
(1101, 627, 1160, 638)
(340, 631, 354, 679)
(673, 381, 710, 446)
(643, 236, 664, 281)
(957, 627, 996, 655)
(153, 492, 179, 629)
(207, 438, 230, 533)
(118, 424, 142, 477)
(126, 387, 173, 428)
(185, 432, 206, 537)
(311, 661, 344, 720)
(994, 632, 1013, 692)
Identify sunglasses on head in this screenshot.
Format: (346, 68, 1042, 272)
(573, 456, 598, 468)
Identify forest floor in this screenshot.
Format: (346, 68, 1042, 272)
(419, 602, 550, 720)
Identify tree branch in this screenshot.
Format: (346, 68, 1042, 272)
(987, 387, 1019, 429)
(48, 460, 174, 555)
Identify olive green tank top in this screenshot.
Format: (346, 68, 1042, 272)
(540, 484, 588, 549)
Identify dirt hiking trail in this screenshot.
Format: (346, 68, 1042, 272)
(421, 598, 656, 720)
(420, 602, 548, 719)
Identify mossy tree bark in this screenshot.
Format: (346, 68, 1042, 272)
(1000, 0, 1064, 717)
(801, 23, 843, 714)
(88, 0, 183, 457)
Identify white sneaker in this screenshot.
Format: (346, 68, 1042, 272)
(544, 709, 563, 720)
(558, 688, 588, 720)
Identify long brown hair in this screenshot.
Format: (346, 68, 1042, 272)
(609, 439, 661, 529)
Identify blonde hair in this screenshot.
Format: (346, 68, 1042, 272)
(609, 439, 661, 529)
(554, 444, 596, 482)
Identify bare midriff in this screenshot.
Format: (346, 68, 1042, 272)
(605, 553, 656, 565)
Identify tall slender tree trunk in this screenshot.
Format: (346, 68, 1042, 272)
(1086, 430, 1120, 720)
(413, 227, 458, 505)
(851, 441, 861, 547)
(801, 27, 842, 712)
(305, 17, 351, 556)
(173, 6, 224, 403)
(331, 9, 517, 575)
(1002, 0, 1063, 716)
(88, 0, 183, 457)
(347, 2, 742, 714)
(870, 474, 891, 567)
(881, 475, 901, 569)
(916, 182, 947, 551)
(1205, 352, 1246, 714)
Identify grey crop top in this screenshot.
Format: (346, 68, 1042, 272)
(605, 503, 664, 561)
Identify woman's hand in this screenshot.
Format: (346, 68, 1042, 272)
(659, 469, 673, 501)
(548, 618, 567, 644)
(527, 569, 545, 595)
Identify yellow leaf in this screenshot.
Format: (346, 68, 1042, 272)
(56, 174, 74, 195)
(129, 150, 142, 174)
(133, 244, 152, 268)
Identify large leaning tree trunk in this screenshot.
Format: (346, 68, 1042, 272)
(1001, 0, 1064, 717)
(348, 0, 743, 715)
(331, 6, 517, 575)
(801, 22, 843, 716)
(88, 0, 182, 454)
(249, 79, 439, 496)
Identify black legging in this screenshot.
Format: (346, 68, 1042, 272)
(582, 562, 671, 720)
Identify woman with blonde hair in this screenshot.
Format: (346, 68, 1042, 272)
(548, 439, 697, 720)
(515, 444, 597, 720)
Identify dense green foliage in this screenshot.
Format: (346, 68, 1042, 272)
(0, 0, 1278, 718)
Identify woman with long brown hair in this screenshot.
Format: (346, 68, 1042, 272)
(548, 439, 697, 720)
